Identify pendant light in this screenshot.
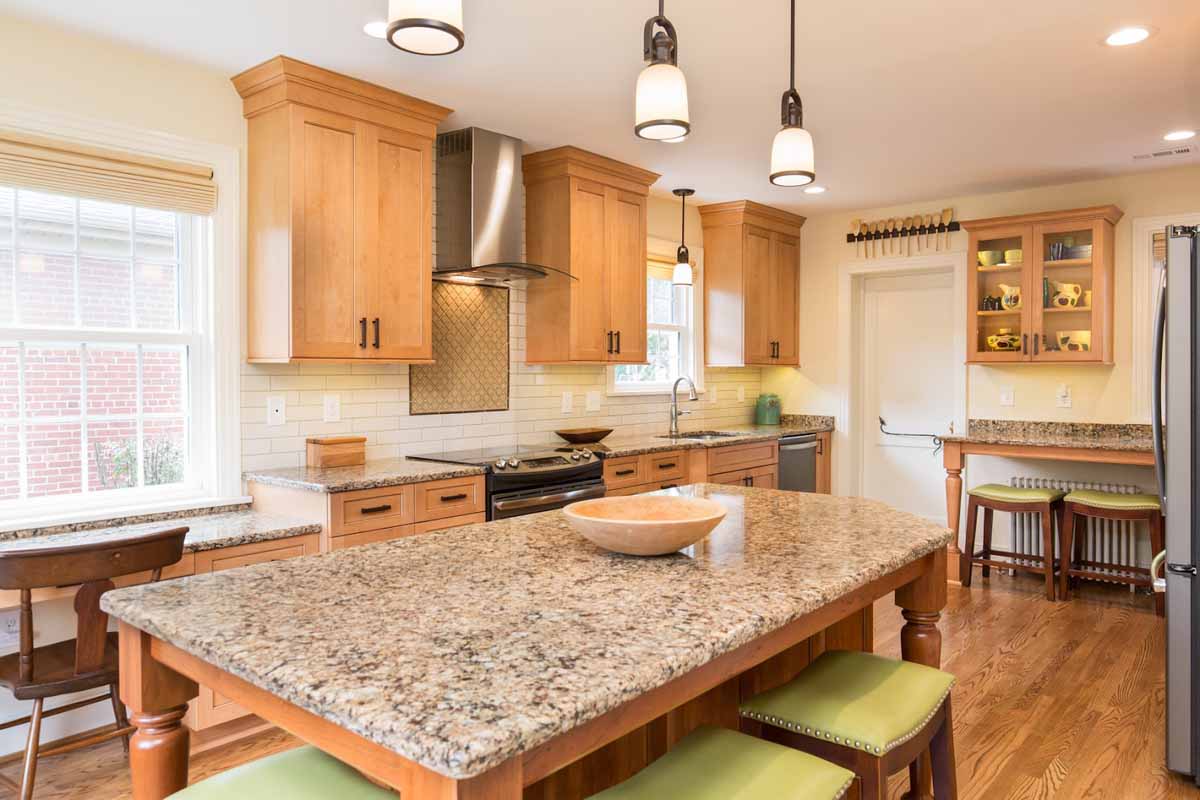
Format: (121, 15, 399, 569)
(672, 188, 695, 286)
(386, 0, 464, 56)
(635, 1, 690, 142)
(769, 0, 815, 186)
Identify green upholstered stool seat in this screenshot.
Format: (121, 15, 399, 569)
(587, 726, 854, 800)
(740, 650, 955, 757)
(1065, 489, 1161, 511)
(169, 746, 395, 799)
(967, 483, 1065, 504)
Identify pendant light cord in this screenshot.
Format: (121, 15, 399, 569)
(680, 192, 686, 244)
(659, 0, 665, 16)
(789, 0, 795, 91)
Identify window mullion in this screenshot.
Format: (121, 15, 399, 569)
(135, 344, 145, 489)
(72, 197, 81, 328)
(80, 342, 88, 494)
(16, 341, 26, 500)
(128, 206, 137, 330)
(11, 191, 19, 326)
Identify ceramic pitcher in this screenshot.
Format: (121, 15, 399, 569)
(998, 283, 1022, 310)
(1052, 281, 1083, 308)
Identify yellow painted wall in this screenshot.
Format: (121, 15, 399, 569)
(764, 164, 1200, 424)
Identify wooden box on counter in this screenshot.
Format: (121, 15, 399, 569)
(306, 436, 366, 468)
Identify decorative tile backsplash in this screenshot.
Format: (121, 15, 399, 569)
(411, 283, 510, 415)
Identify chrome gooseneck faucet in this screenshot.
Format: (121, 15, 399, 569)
(669, 376, 698, 437)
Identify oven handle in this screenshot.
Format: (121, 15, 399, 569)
(492, 484, 607, 513)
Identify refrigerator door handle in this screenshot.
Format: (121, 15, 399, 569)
(1151, 264, 1168, 511)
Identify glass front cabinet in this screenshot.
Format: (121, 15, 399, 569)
(964, 205, 1122, 364)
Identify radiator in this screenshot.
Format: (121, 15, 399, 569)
(1008, 477, 1147, 580)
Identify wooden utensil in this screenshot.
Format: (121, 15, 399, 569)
(924, 214, 933, 250)
(850, 218, 862, 257)
(904, 216, 914, 256)
(941, 207, 954, 250)
(870, 222, 878, 258)
(859, 222, 869, 259)
(883, 218, 893, 255)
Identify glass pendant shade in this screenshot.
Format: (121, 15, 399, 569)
(387, 0, 464, 55)
(635, 63, 690, 141)
(770, 125, 815, 187)
(672, 260, 694, 287)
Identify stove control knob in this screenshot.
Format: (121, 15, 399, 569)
(580, 450, 593, 460)
(570, 451, 583, 461)
(508, 458, 521, 468)
(494, 460, 508, 470)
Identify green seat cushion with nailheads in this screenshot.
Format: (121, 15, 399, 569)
(587, 726, 853, 800)
(1065, 489, 1161, 511)
(967, 483, 1065, 503)
(740, 650, 955, 757)
(169, 746, 396, 799)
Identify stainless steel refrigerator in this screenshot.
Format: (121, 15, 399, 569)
(1153, 223, 1200, 780)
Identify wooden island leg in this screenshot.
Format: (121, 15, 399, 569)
(896, 547, 948, 800)
(119, 623, 198, 800)
(943, 441, 964, 585)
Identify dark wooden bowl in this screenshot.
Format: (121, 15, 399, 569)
(555, 427, 614, 444)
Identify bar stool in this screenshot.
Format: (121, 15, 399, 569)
(961, 483, 1066, 600)
(169, 746, 396, 798)
(588, 726, 854, 799)
(739, 650, 957, 800)
(1059, 489, 1165, 617)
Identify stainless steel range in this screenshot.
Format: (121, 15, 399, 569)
(409, 446, 605, 520)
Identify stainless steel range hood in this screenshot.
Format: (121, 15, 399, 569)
(434, 127, 570, 284)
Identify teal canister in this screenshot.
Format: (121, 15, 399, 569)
(754, 394, 781, 426)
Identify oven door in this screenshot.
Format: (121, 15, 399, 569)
(490, 479, 607, 520)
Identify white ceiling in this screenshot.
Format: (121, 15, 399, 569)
(4, 0, 1199, 212)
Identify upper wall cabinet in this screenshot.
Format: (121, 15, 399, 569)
(963, 205, 1122, 365)
(698, 201, 805, 367)
(522, 147, 660, 364)
(232, 57, 452, 363)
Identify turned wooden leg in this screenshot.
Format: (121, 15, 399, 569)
(943, 443, 964, 585)
(1040, 504, 1056, 601)
(1059, 505, 1076, 602)
(19, 698, 42, 800)
(930, 698, 958, 800)
(896, 547, 947, 800)
(961, 498, 979, 587)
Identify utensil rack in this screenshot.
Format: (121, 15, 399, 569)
(846, 220, 961, 245)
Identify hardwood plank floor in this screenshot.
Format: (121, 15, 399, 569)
(4, 575, 1197, 798)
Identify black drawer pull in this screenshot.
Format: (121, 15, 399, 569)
(440, 493, 468, 502)
(360, 504, 393, 514)
(372, 318, 381, 349)
(607, 331, 614, 354)
(359, 318, 368, 349)
(657, 462, 676, 470)
(661, 483, 678, 489)
(615, 469, 636, 477)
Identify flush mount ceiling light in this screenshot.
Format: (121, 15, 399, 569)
(363, 20, 388, 38)
(1104, 26, 1152, 46)
(635, 1, 690, 142)
(672, 188, 695, 286)
(769, 0, 815, 187)
(1165, 130, 1197, 142)
(386, 0, 464, 56)
(804, 185, 827, 194)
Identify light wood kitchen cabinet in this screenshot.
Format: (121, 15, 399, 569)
(815, 431, 832, 495)
(232, 56, 451, 363)
(963, 205, 1122, 365)
(523, 147, 660, 364)
(698, 201, 805, 367)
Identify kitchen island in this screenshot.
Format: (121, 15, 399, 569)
(104, 484, 950, 799)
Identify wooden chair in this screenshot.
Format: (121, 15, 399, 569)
(1059, 490, 1165, 617)
(960, 484, 1066, 601)
(0, 527, 187, 800)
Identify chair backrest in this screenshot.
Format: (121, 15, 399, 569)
(0, 527, 187, 682)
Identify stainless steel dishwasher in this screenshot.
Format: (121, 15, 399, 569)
(778, 434, 819, 492)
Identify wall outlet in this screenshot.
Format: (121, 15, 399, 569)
(999, 388, 1015, 407)
(266, 395, 286, 426)
(322, 393, 341, 423)
(561, 391, 573, 414)
(0, 609, 20, 649)
(1056, 384, 1073, 409)
(585, 391, 601, 413)
(737, 385, 746, 402)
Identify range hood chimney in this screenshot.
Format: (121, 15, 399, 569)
(435, 127, 569, 284)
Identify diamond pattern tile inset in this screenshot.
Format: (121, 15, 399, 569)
(411, 283, 509, 414)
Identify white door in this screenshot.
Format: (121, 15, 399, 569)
(859, 271, 956, 520)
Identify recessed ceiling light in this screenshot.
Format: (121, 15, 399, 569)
(804, 185, 827, 195)
(363, 21, 388, 38)
(1164, 130, 1197, 142)
(1104, 26, 1151, 46)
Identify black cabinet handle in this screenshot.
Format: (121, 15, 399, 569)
(359, 318, 368, 349)
(607, 331, 613, 354)
(372, 318, 381, 349)
(1034, 333, 1040, 356)
(360, 504, 393, 515)
(660, 483, 679, 489)
(742, 476, 752, 486)
(615, 331, 621, 354)
(1022, 333, 1028, 354)
(658, 462, 676, 470)
(615, 469, 636, 477)
(816, 437, 824, 456)
(440, 493, 468, 502)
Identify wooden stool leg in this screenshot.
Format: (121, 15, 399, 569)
(111, 683, 131, 755)
(981, 508, 994, 578)
(930, 698, 958, 800)
(861, 760, 889, 800)
(1040, 504, 1056, 600)
(1151, 512, 1166, 618)
(19, 698, 43, 800)
(961, 498, 980, 587)
(1059, 505, 1076, 602)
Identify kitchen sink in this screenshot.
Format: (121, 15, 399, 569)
(657, 431, 742, 441)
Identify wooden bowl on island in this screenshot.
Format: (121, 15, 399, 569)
(563, 495, 727, 556)
(555, 427, 613, 444)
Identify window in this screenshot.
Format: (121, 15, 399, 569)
(0, 186, 210, 512)
(610, 259, 701, 394)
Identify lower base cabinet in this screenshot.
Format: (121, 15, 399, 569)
(709, 464, 778, 489)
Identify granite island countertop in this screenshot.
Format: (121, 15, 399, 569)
(0, 508, 321, 554)
(102, 483, 948, 780)
(941, 419, 1153, 453)
(243, 458, 487, 493)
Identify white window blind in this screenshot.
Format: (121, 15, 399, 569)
(0, 130, 217, 217)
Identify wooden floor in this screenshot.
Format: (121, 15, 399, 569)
(4, 575, 1198, 799)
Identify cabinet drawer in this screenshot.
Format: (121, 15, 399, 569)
(748, 464, 778, 489)
(331, 485, 415, 535)
(708, 469, 749, 486)
(707, 441, 778, 474)
(646, 450, 686, 482)
(604, 456, 645, 489)
(414, 513, 486, 535)
(331, 525, 415, 551)
(194, 534, 320, 574)
(414, 476, 485, 522)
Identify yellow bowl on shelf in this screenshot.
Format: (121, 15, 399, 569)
(1004, 249, 1023, 264)
(978, 250, 1004, 267)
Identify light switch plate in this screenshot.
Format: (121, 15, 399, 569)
(322, 393, 341, 422)
(561, 392, 573, 414)
(266, 395, 286, 426)
(999, 388, 1015, 407)
(586, 391, 601, 412)
(1056, 384, 1072, 409)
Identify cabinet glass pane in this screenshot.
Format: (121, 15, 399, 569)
(1039, 227, 1093, 355)
(974, 234, 1025, 355)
